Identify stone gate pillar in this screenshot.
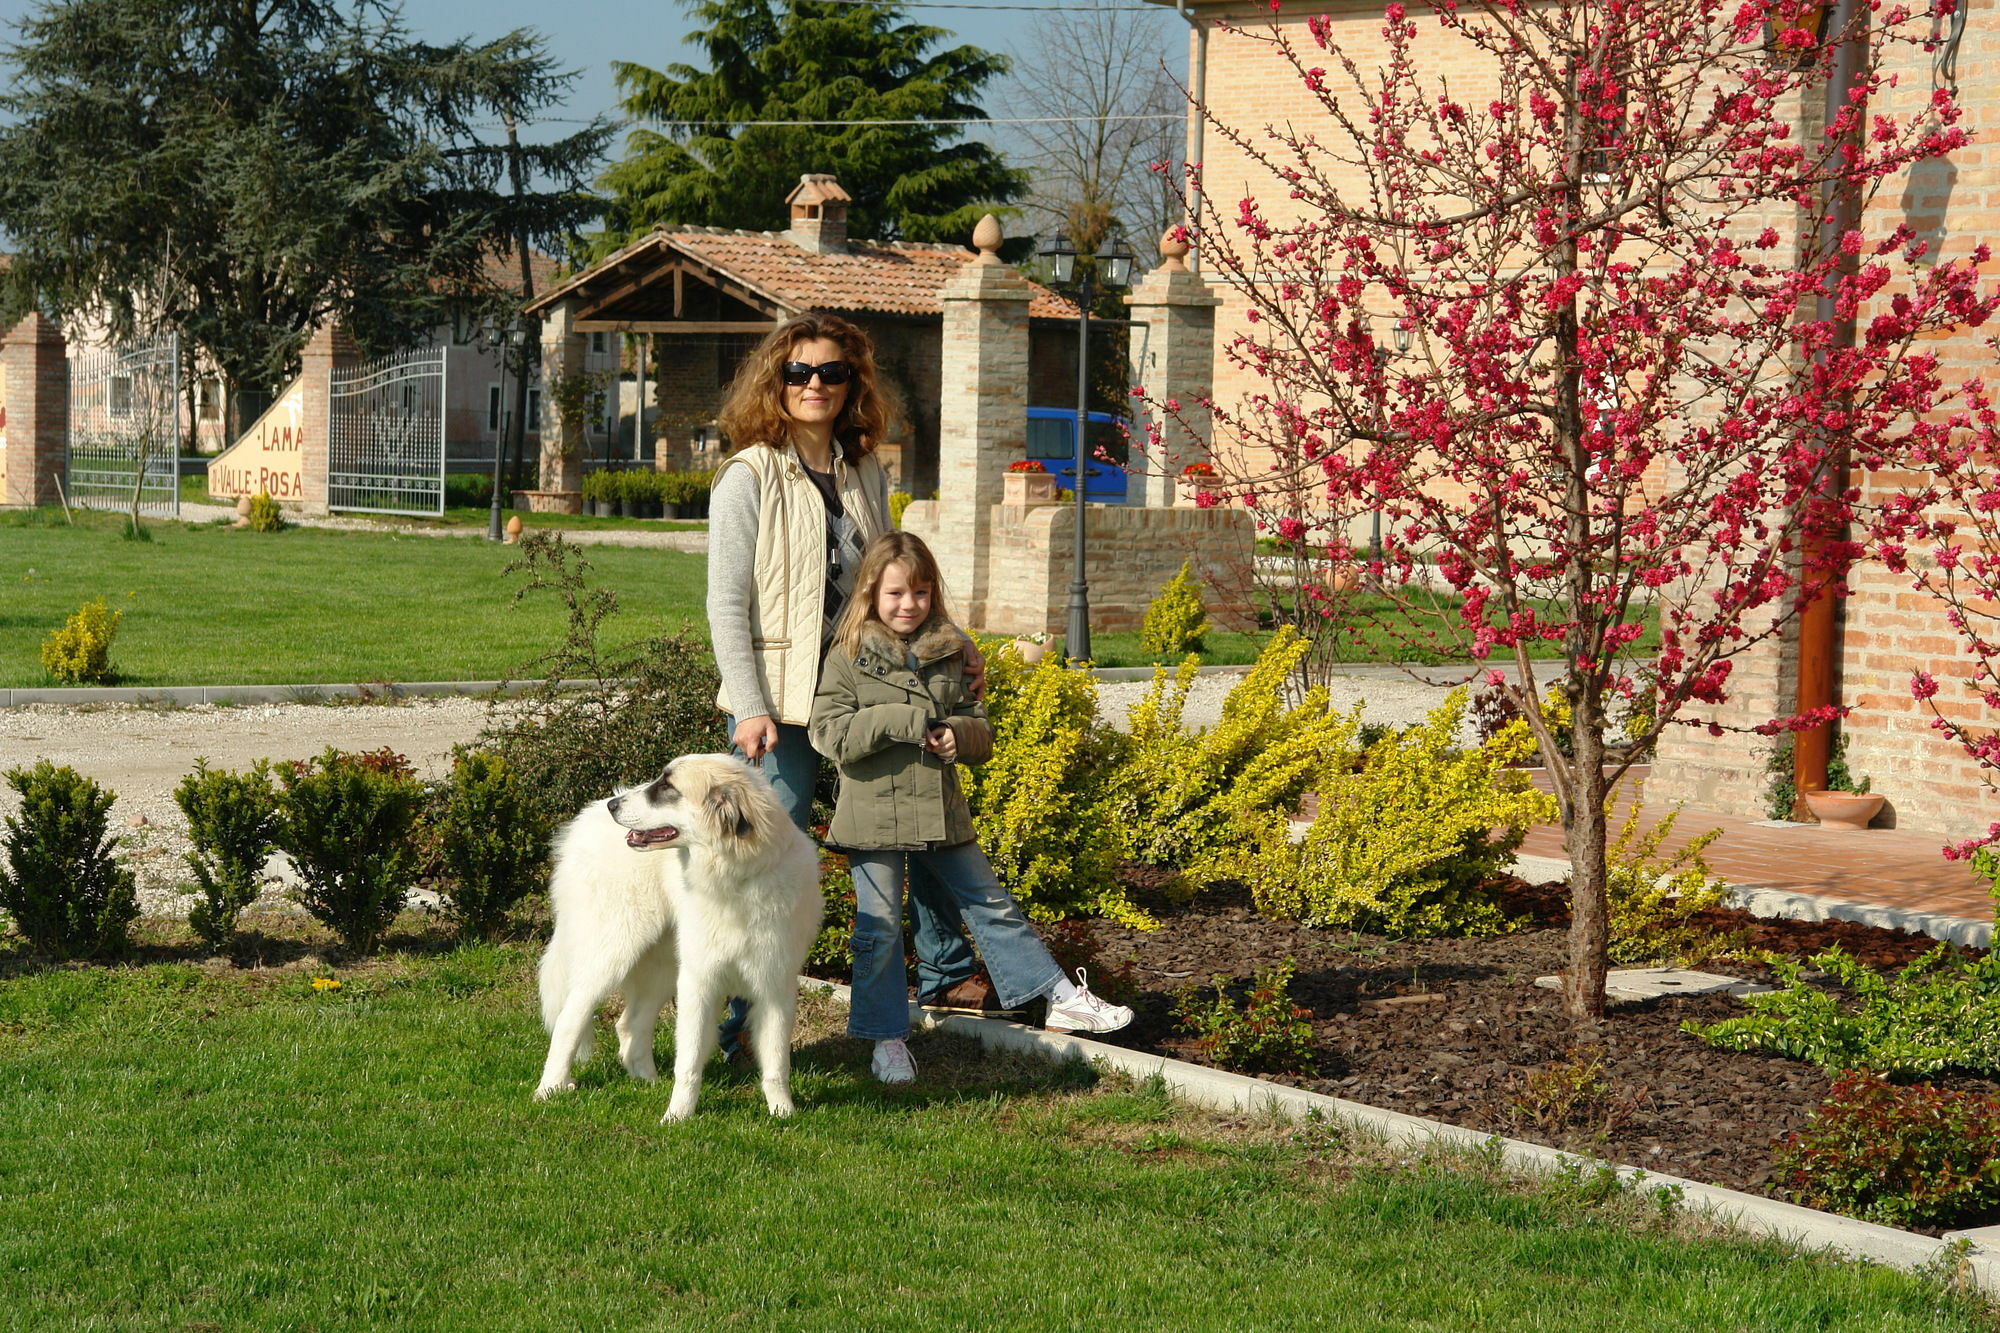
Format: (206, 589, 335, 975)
(0, 314, 68, 508)
(924, 214, 1033, 624)
(538, 298, 586, 495)
(297, 324, 355, 515)
(1125, 231, 1220, 508)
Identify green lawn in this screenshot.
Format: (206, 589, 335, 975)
(1, 510, 705, 687)
(0, 946, 1986, 1332)
(177, 471, 708, 535)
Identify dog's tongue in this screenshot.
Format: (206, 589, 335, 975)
(625, 826, 678, 849)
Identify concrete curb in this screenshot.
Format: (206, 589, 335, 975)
(805, 978, 1998, 1293)
(1505, 853, 1993, 950)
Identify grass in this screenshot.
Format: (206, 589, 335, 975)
(0, 941, 1989, 1332)
(0, 509, 706, 687)
(176, 470, 707, 535)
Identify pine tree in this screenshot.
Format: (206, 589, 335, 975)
(595, 0, 1027, 253)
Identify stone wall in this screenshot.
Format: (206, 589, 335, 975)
(905, 497, 1255, 638)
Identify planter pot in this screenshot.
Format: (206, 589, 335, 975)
(618, 500, 638, 518)
(641, 499, 663, 519)
(1802, 789, 1885, 831)
(1014, 639, 1048, 665)
(1324, 563, 1361, 594)
(1003, 471, 1058, 506)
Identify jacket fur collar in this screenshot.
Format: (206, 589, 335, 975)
(855, 612, 963, 668)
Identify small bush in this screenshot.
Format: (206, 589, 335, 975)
(962, 642, 1142, 925)
(274, 748, 424, 955)
(0, 761, 138, 958)
(1510, 1048, 1640, 1140)
(41, 597, 121, 685)
(433, 751, 547, 940)
(246, 492, 284, 532)
(1686, 944, 2000, 1079)
(580, 471, 616, 504)
(1774, 1073, 2000, 1230)
(173, 758, 280, 950)
(808, 851, 856, 971)
(479, 534, 728, 841)
(1242, 689, 1553, 936)
(1604, 800, 1745, 966)
(888, 490, 914, 528)
(1172, 958, 1318, 1075)
(1140, 560, 1208, 658)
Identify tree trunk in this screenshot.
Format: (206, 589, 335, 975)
(1561, 711, 1612, 1020)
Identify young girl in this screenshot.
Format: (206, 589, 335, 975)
(808, 532, 1131, 1084)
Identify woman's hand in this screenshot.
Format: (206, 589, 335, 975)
(925, 725, 959, 763)
(962, 635, 987, 701)
(732, 714, 780, 761)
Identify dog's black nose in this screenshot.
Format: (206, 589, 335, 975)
(606, 796, 622, 817)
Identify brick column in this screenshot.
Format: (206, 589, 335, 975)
(296, 324, 355, 515)
(538, 298, 586, 493)
(1124, 231, 1221, 508)
(925, 214, 1033, 624)
(0, 314, 68, 507)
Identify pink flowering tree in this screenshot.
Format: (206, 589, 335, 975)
(1165, 0, 1995, 1017)
(1872, 388, 2000, 860)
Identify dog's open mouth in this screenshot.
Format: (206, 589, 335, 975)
(624, 825, 680, 850)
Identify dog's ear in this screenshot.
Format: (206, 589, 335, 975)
(704, 778, 755, 841)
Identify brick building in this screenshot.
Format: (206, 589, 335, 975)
(1154, 0, 2000, 843)
(526, 175, 1080, 495)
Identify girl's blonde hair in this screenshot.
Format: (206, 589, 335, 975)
(717, 311, 903, 462)
(832, 532, 954, 656)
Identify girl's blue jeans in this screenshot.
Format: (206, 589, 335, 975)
(846, 841, 1066, 1041)
(719, 719, 977, 1047)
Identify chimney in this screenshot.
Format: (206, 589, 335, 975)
(785, 174, 851, 255)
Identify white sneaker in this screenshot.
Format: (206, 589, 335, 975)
(871, 1038, 917, 1085)
(1044, 969, 1133, 1034)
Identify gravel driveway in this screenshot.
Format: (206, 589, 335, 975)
(0, 664, 1471, 919)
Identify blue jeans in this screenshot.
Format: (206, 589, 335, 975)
(847, 841, 1065, 1041)
(718, 718, 977, 1049)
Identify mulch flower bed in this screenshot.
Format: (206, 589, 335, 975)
(1067, 871, 1993, 1223)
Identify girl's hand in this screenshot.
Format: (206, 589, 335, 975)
(733, 714, 780, 761)
(925, 725, 959, 763)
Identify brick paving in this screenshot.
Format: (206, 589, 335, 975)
(1517, 765, 1994, 924)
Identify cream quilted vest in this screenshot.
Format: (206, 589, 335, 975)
(712, 441, 888, 725)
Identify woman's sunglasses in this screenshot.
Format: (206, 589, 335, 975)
(782, 360, 853, 387)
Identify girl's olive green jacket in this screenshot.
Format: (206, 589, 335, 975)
(808, 614, 994, 851)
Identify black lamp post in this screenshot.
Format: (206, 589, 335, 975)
(487, 323, 530, 542)
(1039, 232, 1134, 664)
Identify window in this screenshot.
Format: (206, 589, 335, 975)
(197, 377, 222, 422)
(108, 376, 133, 417)
(488, 384, 542, 433)
(487, 384, 503, 432)
(527, 385, 542, 431)
(590, 332, 607, 354)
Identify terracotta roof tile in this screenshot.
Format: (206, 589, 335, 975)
(529, 228, 1077, 321)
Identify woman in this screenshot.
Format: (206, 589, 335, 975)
(706, 311, 993, 1023)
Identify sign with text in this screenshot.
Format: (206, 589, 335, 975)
(207, 377, 307, 500)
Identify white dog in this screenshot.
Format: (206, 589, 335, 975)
(534, 754, 822, 1121)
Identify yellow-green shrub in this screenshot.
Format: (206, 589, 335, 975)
(247, 492, 283, 532)
(963, 641, 1144, 926)
(1140, 560, 1208, 657)
(1116, 627, 1359, 878)
(1605, 799, 1745, 965)
(40, 597, 121, 685)
(888, 490, 913, 529)
(1243, 689, 1555, 935)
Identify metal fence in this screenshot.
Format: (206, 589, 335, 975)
(328, 346, 447, 515)
(67, 333, 181, 515)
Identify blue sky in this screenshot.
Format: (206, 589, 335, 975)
(0, 1, 1190, 149)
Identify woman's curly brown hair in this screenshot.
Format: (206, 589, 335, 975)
(718, 311, 903, 462)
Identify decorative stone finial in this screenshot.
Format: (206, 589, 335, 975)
(1158, 228, 1191, 272)
(972, 214, 1004, 264)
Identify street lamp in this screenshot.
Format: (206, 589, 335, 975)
(488, 322, 530, 542)
(1038, 232, 1134, 664)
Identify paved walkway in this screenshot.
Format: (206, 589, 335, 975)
(1517, 765, 1994, 927)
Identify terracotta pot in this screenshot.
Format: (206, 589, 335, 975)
(1003, 470, 1058, 506)
(1802, 789, 1885, 831)
(1324, 562, 1360, 593)
(1014, 639, 1048, 665)
(504, 514, 524, 545)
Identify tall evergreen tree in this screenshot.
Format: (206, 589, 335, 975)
(596, 0, 1027, 254)
(0, 0, 611, 431)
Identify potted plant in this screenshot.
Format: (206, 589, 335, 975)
(581, 471, 615, 517)
(1177, 460, 1217, 509)
(1799, 733, 1883, 830)
(1003, 458, 1058, 506)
